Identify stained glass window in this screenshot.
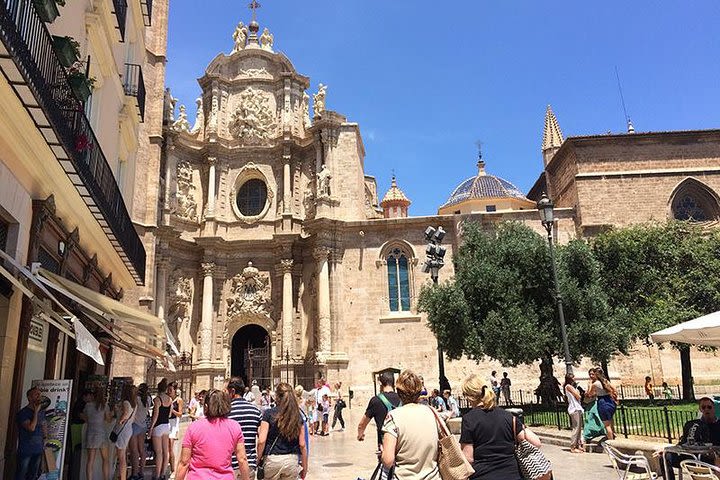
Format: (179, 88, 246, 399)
(673, 194, 708, 221)
(387, 248, 411, 311)
(237, 179, 268, 216)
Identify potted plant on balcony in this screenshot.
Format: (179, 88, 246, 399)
(67, 64, 95, 103)
(52, 36, 80, 68)
(32, 0, 65, 23)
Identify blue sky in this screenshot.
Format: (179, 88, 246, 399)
(166, 1, 720, 216)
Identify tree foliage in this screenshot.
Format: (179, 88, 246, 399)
(418, 222, 619, 370)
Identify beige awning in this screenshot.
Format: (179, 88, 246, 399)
(35, 269, 175, 361)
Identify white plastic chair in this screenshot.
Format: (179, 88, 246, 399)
(602, 442, 658, 480)
(680, 459, 720, 480)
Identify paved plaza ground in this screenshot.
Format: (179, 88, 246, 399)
(306, 408, 613, 479)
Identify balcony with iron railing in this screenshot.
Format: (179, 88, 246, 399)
(140, 0, 152, 26)
(123, 63, 145, 122)
(0, 0, 146, 283)
(111, 0, 127, 42)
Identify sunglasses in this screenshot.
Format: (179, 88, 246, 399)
(701, 405, 714, 411)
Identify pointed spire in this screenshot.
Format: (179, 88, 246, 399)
(542, 105, 564, 152)
(476, 142, 486, 175)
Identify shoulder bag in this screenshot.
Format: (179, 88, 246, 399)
(512, 416, 552, 480)
(110, 404, 136, 444)
(429, 407, 475, 480)
(256, 434, 279, 480)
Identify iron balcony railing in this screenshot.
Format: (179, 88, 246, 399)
(140, 0, 152, 26)
(123, 63, 145, 122)
(0, 0, 146, 283)
(111, 0, 127, 42)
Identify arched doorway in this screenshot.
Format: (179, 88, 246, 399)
(231, 324, 271, 388)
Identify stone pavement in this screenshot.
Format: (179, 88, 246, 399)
(307, 408, 614, 479)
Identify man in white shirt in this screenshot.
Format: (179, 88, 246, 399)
(313, 378, 331, 435)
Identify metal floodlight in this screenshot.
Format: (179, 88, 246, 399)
(426, 244, 436, 256)
(436, 245, 447, 259)
(424, 226, 437, 242)
(422, 260, 431, 274)
(432, 226, 446, 243)
(537, 192, 555, 226)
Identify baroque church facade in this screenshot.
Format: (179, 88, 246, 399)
(116, 14, 720, 404)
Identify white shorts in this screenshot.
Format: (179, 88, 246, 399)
(152, 423, 170, 437)
(169, 418, 180, 439)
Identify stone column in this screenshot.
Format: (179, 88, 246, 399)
(282, 147, 291, 214)
(155, 258, 168, 320)
(280, 259, 294, 355)
(205, 156, 217, 218)
(314, 247, 331, 353)
(198, 262, 215, 367)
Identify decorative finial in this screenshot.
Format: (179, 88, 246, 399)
(248, 0, 261, 21)
(475, 140, 486, 175)
(627, 118, 635, 134)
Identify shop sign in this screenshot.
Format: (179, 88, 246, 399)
(32, 379, 72, 480)
(29, 319, 44, 343)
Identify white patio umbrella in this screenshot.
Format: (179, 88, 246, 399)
(650, 310, 720, 346)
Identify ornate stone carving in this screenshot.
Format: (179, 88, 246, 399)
(239, 67, 270, 78)
(317, 164, 331, 197)
(302, 92, 311, 129)
(191, 97, 204, 135)
(169, 273, 194, 352)
(280, 258, 294, 273)
(303, 187, 316, 219)
(229, 87, 277, 144)
(175, 161, 197, 220)
(201, 262, 216, 277)
(260, 27, 274, 51)
(163, 88, 177, 124)
(208, 92, 219, 133)
(227, 262, 273, 319)
(172, 105, 191, 132)
(232, 21, 248, 52)
(313, 84, 327, 118)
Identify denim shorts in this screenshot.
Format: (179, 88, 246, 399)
(132, 422, 147, 436)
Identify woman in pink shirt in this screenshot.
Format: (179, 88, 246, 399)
(175, 389, 251, 480)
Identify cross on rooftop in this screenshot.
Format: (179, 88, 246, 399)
(248, 0, 261, 21)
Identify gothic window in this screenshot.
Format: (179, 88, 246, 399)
(387, 247, 411, 312)
(670, 179, 720, 222)
(236, 179, 268, 216)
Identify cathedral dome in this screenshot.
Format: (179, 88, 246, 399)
(438, 160, 534, 214)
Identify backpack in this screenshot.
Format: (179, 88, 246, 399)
(377, 393, 400, 412)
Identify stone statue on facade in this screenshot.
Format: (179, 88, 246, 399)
(312, 84, 327, 118)
(191, 97, 204, 135)
(260, 27, 274, 51)
(229, 87, 277, 143)
(163, 88, 177, 125)
(226, 261, 273, 319)
(172, 105, 191, 132)
(317, 164, 331, 197)
(208, 93, 219, 133)
(232, 21, 248, 52)
(303, 187, 316, 219)
(169, 274, 194, 352)
(175, 161, 197, 220)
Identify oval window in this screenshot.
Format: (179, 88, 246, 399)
(236, 179, 268, 216)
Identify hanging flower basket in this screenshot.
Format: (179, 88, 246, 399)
(74, 133, 92, 153)
(32, 0, 60, 23)
(52, 36, 79, 67)
(68, 72, 92, 103)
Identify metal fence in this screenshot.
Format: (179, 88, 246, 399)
(516, 402, 696, 443)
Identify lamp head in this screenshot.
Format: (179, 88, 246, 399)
(537, 192, 555, 226)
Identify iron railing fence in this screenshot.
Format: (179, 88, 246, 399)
(0, 0, 146, 282)
(123, 63, 145, 121)
(497, 402, 696, 443)
(111, 0, 127, 41)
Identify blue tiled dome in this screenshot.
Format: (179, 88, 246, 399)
(441, 162, 528, 209)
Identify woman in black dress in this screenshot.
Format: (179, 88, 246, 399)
(460, 374, 543, 480)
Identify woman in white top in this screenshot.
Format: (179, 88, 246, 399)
(129, 382, 152, 479)
(114, 384, 137, 480)
(381, 369, 441, 480)
(564, 374, 585, 453)
(81, 386, 112, 480)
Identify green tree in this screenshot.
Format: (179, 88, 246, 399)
(592, 221, 720, 400)
(418, 221, 619, 404)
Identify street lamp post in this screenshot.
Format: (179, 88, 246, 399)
(285, 349, 290, 384)
(537, 193, 573, 376)
(423, 226, 451, 392)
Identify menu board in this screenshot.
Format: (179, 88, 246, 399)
(32, 379, 72, 480)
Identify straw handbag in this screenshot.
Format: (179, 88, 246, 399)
(430, 408, 475, 480)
